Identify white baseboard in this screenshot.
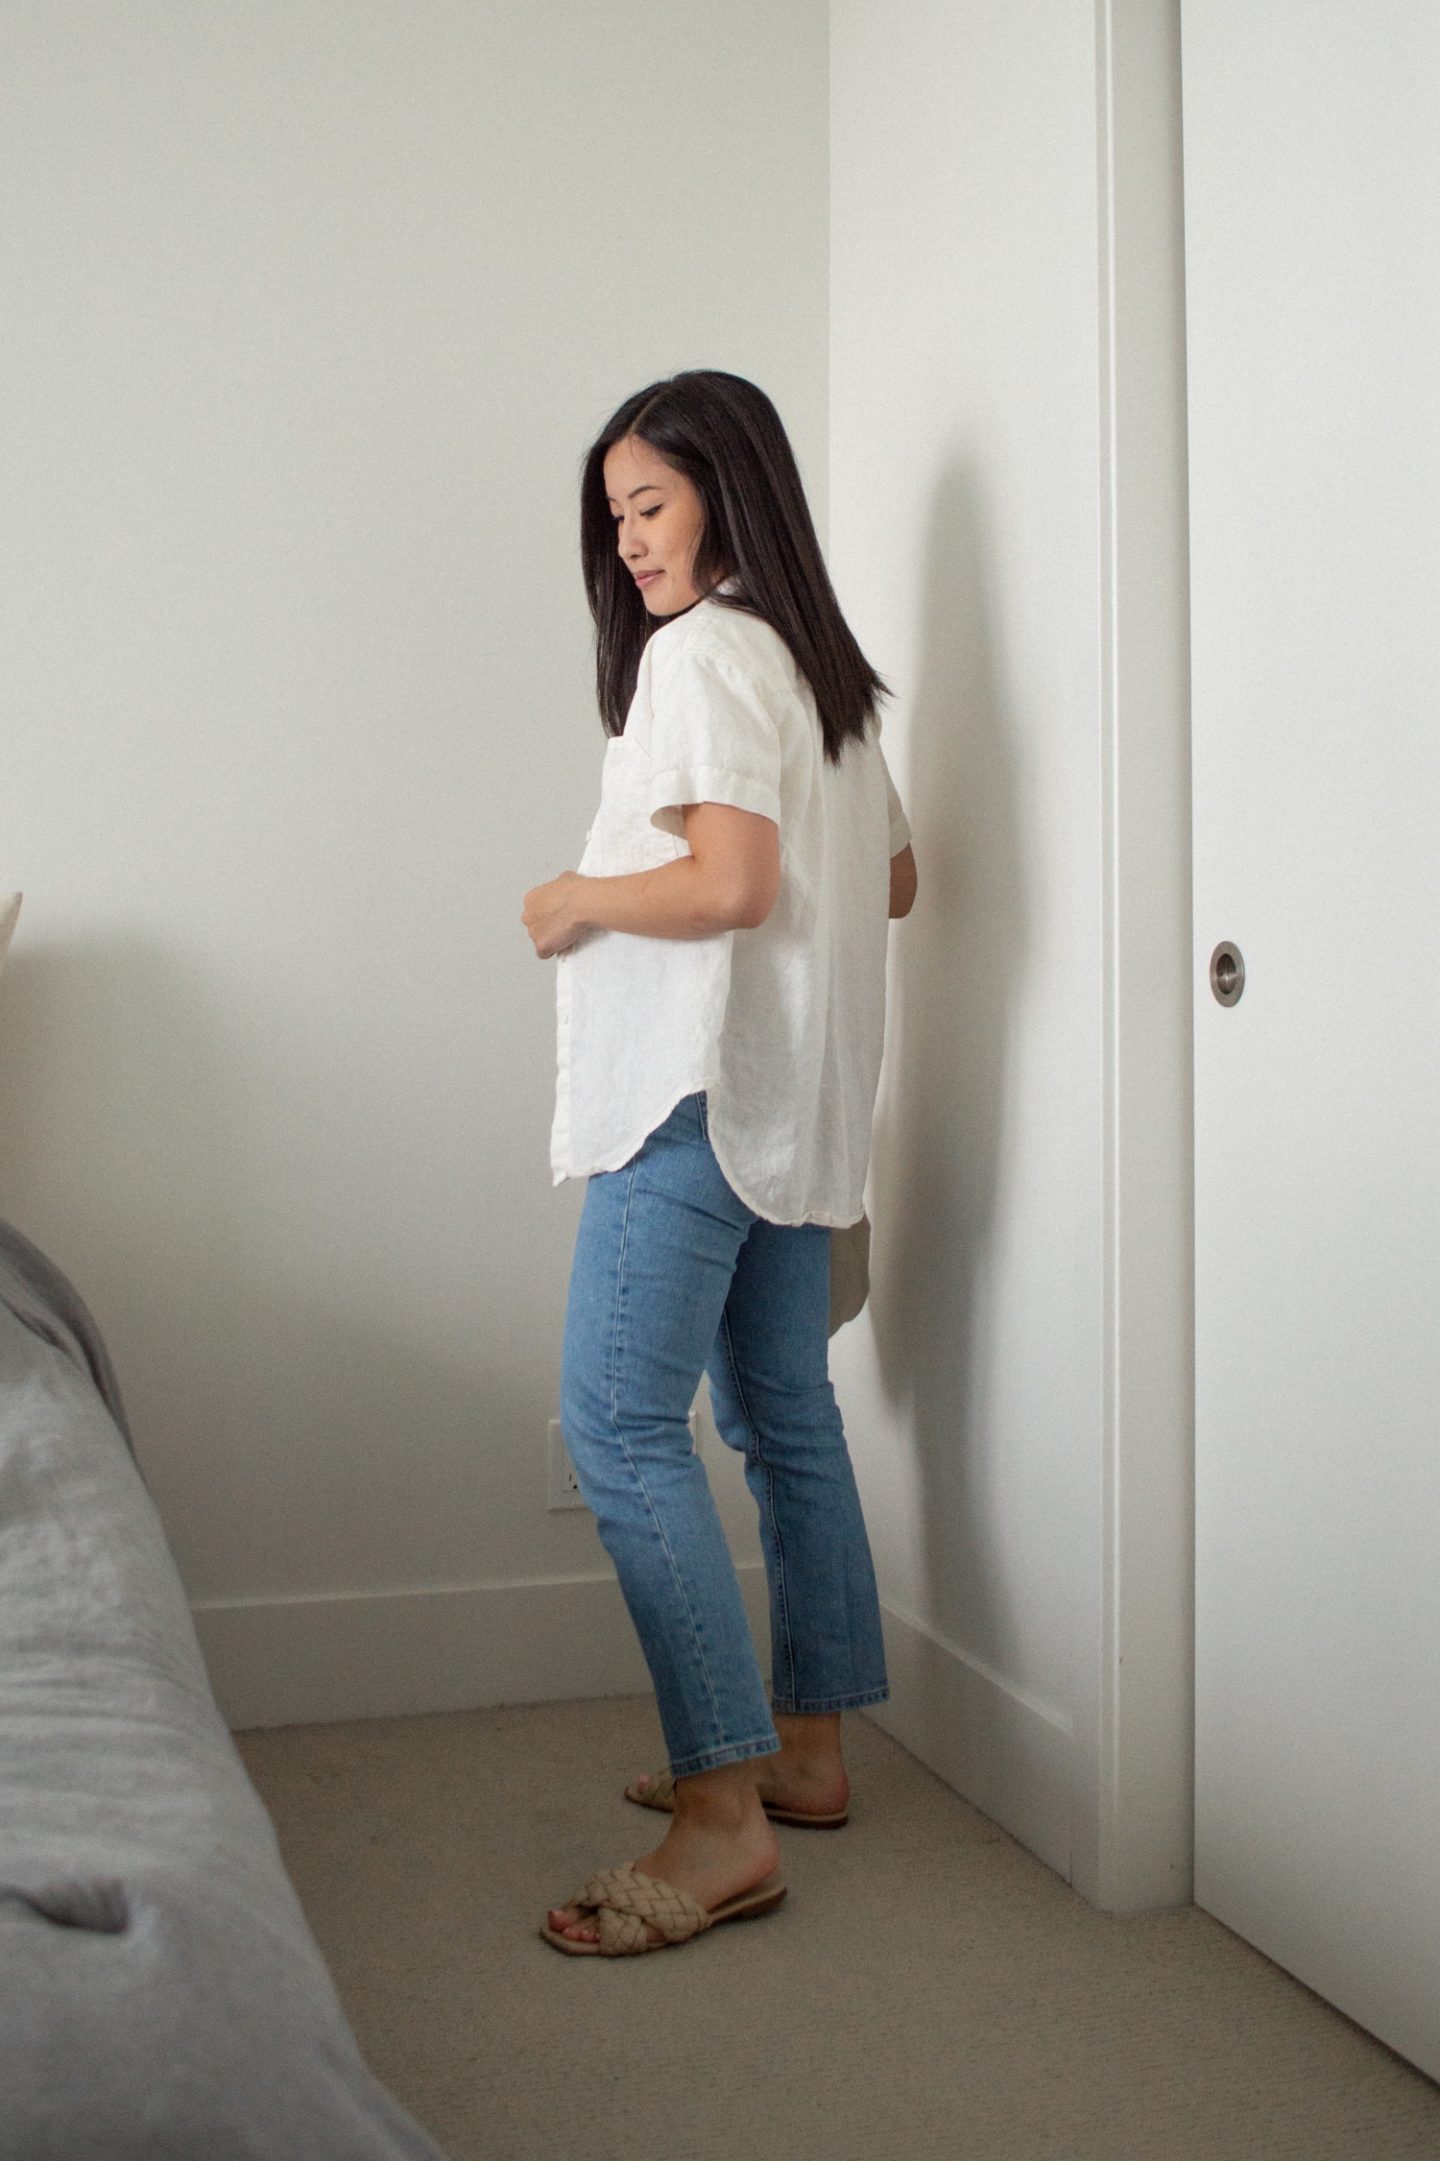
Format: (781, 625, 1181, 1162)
(195, 1564, 775, 1731)
(198, 1573, 1074, 1885)
(868, 1597, 1074, 1881)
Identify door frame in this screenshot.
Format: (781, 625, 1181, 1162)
(1073, 0, 1194, 1912)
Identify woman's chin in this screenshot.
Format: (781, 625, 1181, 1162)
(644, 587, 701, 619)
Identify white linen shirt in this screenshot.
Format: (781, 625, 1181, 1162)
(550, 585, 911, 1226)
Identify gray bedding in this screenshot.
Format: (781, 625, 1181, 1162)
(0, 1218, 449, 2161)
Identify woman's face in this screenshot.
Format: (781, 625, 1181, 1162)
(603, 434, 709, 616)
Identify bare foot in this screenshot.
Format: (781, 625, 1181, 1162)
(631, 1740, 850, 1821)
(755, 1752, 850, 1817)
(548, 1773, 781, 1947)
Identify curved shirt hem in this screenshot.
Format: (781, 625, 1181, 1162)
(705, 1102, 866, 1231)
(550, 1079, 718, 1186)
(552, 1077, 867, 1230)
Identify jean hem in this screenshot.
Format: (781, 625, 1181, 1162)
(768, 1686, 891, 1715)
(666, 1732, 782, 1778)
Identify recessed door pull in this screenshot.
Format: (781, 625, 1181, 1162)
(1210, 942, 1245, 1007)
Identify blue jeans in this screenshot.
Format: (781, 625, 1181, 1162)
(559, 1091, 890, 1779)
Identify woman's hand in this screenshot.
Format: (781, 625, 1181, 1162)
(522, 872, 589, 959)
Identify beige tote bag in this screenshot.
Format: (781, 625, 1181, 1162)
(827, 1209, 871, 1336)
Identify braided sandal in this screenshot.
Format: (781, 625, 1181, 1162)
(539, 1862, 787, 1957)
(624, 1764, 849, 1829)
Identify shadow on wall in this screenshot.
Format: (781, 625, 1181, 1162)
(0, 930, 270, 1525)
(0, 933, 233, 1300)
(0, 933, 552, 1603)
(868, 460, 1032, 1638)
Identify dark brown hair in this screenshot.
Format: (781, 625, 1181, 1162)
(579, 369, 892, 766)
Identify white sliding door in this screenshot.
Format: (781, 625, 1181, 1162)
(1184, 0, 1440, 2080)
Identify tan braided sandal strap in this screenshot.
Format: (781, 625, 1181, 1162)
(575, 1866, 711, 1954)
(634, 1766, 678, 1808)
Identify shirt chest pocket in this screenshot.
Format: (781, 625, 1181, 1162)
(579, 733, 683, 878)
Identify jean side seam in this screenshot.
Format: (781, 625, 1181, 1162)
(718, 1303, 797, 1704)
(607, 1155, 727, 1753)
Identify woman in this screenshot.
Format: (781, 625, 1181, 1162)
(522, 369, 918, 1957)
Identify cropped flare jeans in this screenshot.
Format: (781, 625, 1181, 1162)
(559, 1091, 890, 1779)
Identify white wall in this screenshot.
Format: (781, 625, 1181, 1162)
(0, 0, 824, 1713)
(830, 0, 1191, 1906)
(1, 0, 1192, 1909)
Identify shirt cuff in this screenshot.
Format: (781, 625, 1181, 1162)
(648, 764, 782, 839)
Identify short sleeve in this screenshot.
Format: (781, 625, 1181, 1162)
(877, 740, 912, 855)
(645, 637, 783, 840)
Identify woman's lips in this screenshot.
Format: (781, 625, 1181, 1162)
(634, 572, 662, 588)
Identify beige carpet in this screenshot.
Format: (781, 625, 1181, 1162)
(234, 1697, 1440, 2161)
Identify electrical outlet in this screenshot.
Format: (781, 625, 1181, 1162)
(547, 1412, 701, 1511)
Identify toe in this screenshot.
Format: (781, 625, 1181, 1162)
(545, 1897, 655, 1947)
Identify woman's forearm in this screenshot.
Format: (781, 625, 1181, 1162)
(574, 857, 747, 940)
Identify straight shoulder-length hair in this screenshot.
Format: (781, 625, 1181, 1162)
(578, 369, 892, 767)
